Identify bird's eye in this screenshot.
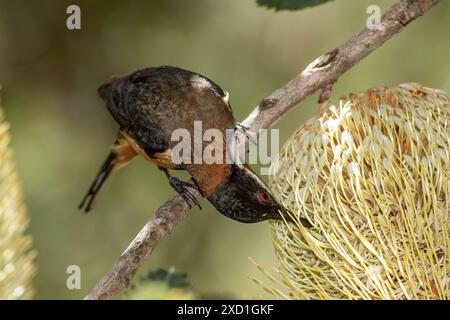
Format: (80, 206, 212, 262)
(258, 191, 270, 205)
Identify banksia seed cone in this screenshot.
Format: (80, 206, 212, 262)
(0, 90, 36, 299)
(268, 83, 449, 299)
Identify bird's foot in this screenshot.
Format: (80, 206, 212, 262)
(234, 123, 257, 146)
(168, 177, 202, 210)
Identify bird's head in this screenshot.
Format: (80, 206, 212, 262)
(207, 164, 291, 223)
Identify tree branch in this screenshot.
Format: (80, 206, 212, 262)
(84, 0, 440, 300)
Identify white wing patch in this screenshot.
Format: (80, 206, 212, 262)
(222, 90, 230, 104)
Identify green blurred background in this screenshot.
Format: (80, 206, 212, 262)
(0, 0, 449, 299)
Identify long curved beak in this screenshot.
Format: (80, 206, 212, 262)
(275, 205, 312, 228)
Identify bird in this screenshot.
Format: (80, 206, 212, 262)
(79, 66, 305, 224)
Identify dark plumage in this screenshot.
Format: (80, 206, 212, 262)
(80, 66, 292, 224)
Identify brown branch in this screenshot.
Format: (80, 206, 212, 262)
(84, 191, 199, 300)
(84, 0, 440, 300)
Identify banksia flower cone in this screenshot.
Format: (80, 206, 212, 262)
(268, 83, 449, 299)
(0, 90, 36, 299)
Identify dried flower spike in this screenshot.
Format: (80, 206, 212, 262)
(0, 90, 36, 299)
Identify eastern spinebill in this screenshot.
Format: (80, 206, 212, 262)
(79, 66, 308, 225)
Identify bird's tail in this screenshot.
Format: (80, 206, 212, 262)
(79, 151, 117, 213)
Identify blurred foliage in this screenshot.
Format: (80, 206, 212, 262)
(0, 91, 36, 299)
(122, 268, 195, 300)
(122, 268, 235, 299)
(0, 0, 448, 299)
(257, 0, 334, 11)
(147, 268, 190, 289)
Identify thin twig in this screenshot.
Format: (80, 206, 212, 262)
(84, 0, 441, 300)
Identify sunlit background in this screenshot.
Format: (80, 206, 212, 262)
(0, 0, 449, 299)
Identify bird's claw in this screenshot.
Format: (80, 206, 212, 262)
(234, 123, 257, 146)
(168, 177, 202, 210)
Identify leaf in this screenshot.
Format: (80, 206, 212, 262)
(146, 268, 191, 288)
(147, 268, 169, 281)
(257, 0, 334, 11)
